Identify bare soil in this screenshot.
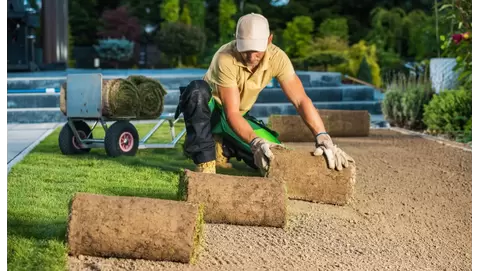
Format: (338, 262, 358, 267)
(69, 129, 472, 271)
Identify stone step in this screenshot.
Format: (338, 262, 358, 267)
(7, 76, 203, 93)
(7, 71, 343, 93)
(7, 101, 382, 124)
(8, 93, 61, 108)
(8, 85, 381, 109)
(287, 72, 343, 87)
(250, 101, 382, 117)
(257, 86, 378, 103)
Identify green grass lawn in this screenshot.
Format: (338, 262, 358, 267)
(7, 121, 257, 271)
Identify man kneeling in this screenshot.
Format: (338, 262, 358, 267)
(175, 13, 354, 174)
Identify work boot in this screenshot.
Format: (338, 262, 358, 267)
(214, 135, 233, 169)
(195, 160, 216, 174)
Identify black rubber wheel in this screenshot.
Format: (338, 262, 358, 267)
(58, 120, 93, 155)
(104, 121, 139, 157)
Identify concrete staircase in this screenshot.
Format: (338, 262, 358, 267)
(7, 69, 386, 126)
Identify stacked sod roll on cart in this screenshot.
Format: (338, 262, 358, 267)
(57, 73, 185, 157)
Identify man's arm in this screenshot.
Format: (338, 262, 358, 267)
(218, 85, 258, 144)
(279, 74, 327, 136)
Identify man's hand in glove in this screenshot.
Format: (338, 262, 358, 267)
(314, 132, 355, 171)
(250, 137, 285, 175)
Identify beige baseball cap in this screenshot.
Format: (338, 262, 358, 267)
(235, 13, 270, 52)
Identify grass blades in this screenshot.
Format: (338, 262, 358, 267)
(7, 121, 256, 270)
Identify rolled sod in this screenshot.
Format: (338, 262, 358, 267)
(179, 169, 287, 228)
(101, 78, 141, 118)
(127, 75, 168, 119)
(60, 82, 67, 115)
(269, 110, 370, 141)
(67, 192, 205, 264)
(266, 148, 356, 205)
(60, 79, 141, 118)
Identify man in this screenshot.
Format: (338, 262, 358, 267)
(175, 13, 354, 174)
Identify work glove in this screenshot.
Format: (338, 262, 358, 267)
(314, 132, 355, 171)
(250, 137, 285, 175)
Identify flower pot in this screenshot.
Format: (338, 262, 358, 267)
(429, 58, 459, 93)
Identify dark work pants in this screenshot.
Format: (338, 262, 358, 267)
(175, 80, 216, 164)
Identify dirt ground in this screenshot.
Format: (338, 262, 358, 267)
(69, 129, 472, 271)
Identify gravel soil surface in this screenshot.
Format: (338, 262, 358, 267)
(69, 129, 472, 271)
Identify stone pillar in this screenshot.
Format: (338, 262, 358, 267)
(42, 0, 68, 67)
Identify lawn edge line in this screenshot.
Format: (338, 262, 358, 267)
(7, 123, 63, 174)
(388, 127, 472, 152)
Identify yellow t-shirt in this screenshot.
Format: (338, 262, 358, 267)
(203, 40, 296, 115)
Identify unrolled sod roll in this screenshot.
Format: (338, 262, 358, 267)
(266, 148, 356, 205)
(67, 192, 205, 264)
(269, 110, 370, 141)
(179, 169, 287, 228)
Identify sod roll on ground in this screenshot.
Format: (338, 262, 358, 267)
(67, 192, 204, 264)
(269, 110, 370, 141)
(267, 148, 356, 205)
(180, 169, 287, 228)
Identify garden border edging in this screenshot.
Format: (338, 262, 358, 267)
(388, 127, 472, 152)
(7, 124, 62, 175)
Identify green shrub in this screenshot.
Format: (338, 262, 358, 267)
(318, 17, 349, 40)
(93, 38, 135, 62)
(458, 117, 472, 143)
(423, 88, 472, 139)
(302, 51, 347, 71)
(292, 36, 349, 71)
(357, 56, 373, 84)
(333, 40, 382, 87)
(155, 22, 206, 67)
(382, 89, 405, 126)
(381, 73, 434, 130)
(311, 36, 349, 51)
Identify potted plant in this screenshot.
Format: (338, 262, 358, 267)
(429, 0, 472, 93)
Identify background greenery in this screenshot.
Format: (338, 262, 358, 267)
(34, 0, 472, 140)
(59, 0, 455, 78)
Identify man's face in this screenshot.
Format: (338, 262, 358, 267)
(240, 51, 265, 68)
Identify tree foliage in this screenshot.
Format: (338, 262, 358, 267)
(357, 57, 373, 84)
(438, 0, 472, 89)
(243, 3, 262, 15)
(160, 0, 180, 24)
(179, 4, 192, 25)
(318, 17, 349, 40)
(123, 0, 163, 27)
(68, 0, 99, 46)
(282, 16, 314, 59)
(367, 7, 407, 55)
(155, 22, 206, 66)
(218, 0, 237, 45)
(67, 0, 468, 76)
(334, 40, 382, 87)
(187, 0, 205, 29)
(97, 6, 141, 43)
(294, 36, 348, 71)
